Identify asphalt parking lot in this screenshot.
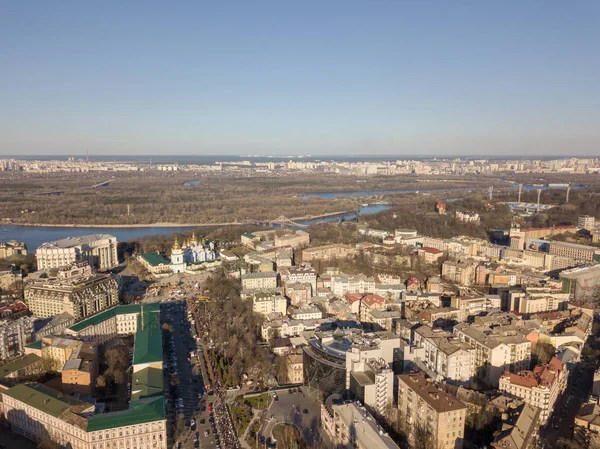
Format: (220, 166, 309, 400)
(260, 387, 322, 447)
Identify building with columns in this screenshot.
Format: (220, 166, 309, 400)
(36, 235, 118, 271)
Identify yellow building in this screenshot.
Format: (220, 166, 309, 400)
(397, 373, 467, 449)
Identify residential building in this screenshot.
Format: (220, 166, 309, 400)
(241, 271, 278, 290)
(247, 291, 287, 316)
(283, 265, 317, 295)
(442, 260, 476, 285)
(273, 230, 310, 249)
(321, 401, 401, 449)
(301, 244, 356, 262)
(578, 215, 596, 231)
(286, 353, 304, 384)
(349, 358, 394, 416)
(418, 247, 444, 263)
(0, 316, 34, 361)
(451, 294, 489, 322)
(24, 262, 118, 320)
(413, 325, 475, 385)
(499, 357, 567, 424)
(397, 373, 467, 449)
(491, 403, 541, 449)
(36, 234, 118, 271)
(453, 323, 531, 387)
(290, 303, 323, 320)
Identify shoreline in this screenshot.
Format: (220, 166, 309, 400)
(0, 208, 376, 229)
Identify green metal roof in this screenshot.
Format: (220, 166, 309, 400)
(68, 304, 156, 333)
(0, 354, 40, 378)
(87, 396, 165, 431)
(3, 383, 88, 418)
(131, 368, 163, 401)
(242, 232, 256, 239)
(5, 303, 166, 432)
(26, 340, 43, 350)
(139, 252, 171, 267)
(132, 308, 162, 366)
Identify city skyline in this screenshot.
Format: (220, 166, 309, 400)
(1, 1, 599, 156)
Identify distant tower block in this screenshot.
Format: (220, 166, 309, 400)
(536, 188, 543, 209)
(518, 184, 523, 203)
(488, 186, 494, 200)
(566, 186, 571, 203)
(127, 204, 131, 216)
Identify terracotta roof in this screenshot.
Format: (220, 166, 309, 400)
(361, 294, 386, 307)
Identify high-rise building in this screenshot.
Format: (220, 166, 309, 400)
(36, 234, 118, 271)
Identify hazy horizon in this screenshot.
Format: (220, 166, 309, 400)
(1, 1, 599, 157)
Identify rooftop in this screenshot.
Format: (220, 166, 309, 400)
(332, 402, 400, 449)
(0, 354, 41, 378)
(398, 373, 467, 413)
(139, 252, 171, 267)
(38, 234, 116, 250)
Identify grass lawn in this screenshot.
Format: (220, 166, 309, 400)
(229, 403, 253, 436)
(243, 392, 271, 409)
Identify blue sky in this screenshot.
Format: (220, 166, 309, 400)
(1, 1, 599, 157)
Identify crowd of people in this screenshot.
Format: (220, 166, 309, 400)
(211, 381, 241, 449)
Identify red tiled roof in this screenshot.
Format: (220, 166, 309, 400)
(420, 247, 443, 254)
(361, 294, 386, 307)
(344, 293, 363, 304)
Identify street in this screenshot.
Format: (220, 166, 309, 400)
(259, 387, 322, 447)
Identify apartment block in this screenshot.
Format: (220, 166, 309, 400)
(241, 271, 278, 290)
(245, 291, 287, 316)
(301, 244, 356, 262)
(451, 294, 489, 322)
(499, 357, 566, 424)
(0, 316, 34, 361)
(413, 325, 475, 385)
(397, 373, 467, 449)
(442, 260, 475, 286)
(453, 323, 531, 387)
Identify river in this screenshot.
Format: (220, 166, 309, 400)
(0, 205, 393, 250)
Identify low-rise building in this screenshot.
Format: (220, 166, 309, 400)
(498, 357, 566, 424)
(241, 271, 278, 290)
(0, 240, 27, 258)
(286, 353, 304, 384)
(247, 291, 287, 316)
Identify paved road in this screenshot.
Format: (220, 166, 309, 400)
(260, 387, 322, 447)
(542, 363, 594, 446)
(163, 302, 220, 449)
